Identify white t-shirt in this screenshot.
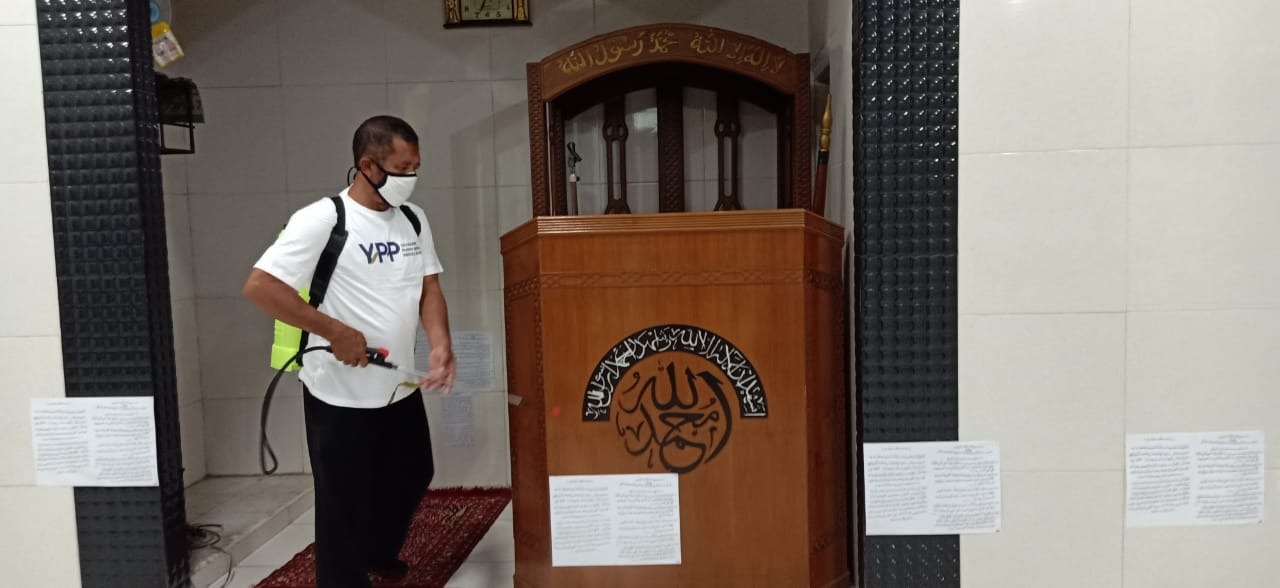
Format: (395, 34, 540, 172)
(254, 189, 443, 408)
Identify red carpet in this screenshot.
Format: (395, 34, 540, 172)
(256, 487, 512, 588)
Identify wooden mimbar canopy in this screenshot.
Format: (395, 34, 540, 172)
(526, 23, 814, 216)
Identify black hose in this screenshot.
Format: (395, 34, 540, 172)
(260, 345, 330, 475)
(260, 345, 397, 474)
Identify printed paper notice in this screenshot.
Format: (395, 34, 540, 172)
(864, 441, 1001, 535)
(454, 331, 494, 392)
(414, 329, 494, 393)
(441, 392, 474, 447)
(31, 397, 159, 487)
(1126, 431, 1265, 527)
(550, 474, 681, 567)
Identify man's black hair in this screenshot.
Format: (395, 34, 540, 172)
(352, 115, 419, 166)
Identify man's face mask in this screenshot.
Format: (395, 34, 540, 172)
(360, 161, 417, 207)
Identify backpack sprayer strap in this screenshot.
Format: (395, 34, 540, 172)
(296, 196, 347, 366)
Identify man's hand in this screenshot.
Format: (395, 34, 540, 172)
(329, 324, 369, 367)
(421, 346, 456, 395)
(244, 268, 368, 367)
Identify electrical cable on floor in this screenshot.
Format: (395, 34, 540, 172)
(186, 523, 235, 588)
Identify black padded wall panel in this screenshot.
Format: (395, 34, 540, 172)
(854, 0, 961, 585)
(37, 0, 189, 586)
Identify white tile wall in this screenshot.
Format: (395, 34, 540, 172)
(563, 104, 606, 187)
(162, 156, 189, 196)
(723, 101, 779, 183)
(196, 297, 285, 402)
(431, 187, 502, 293)
(165, 192, 196, 302)
(282, 84, 390, 192)
(185, 87, 288, 194)
(960, 150, 1128, 315)
(276, 0, 391, 86)
(1126, 309, 1280, 467)
(1123, 469, 1279, 587)
(493, 81, 532, 187)
(172, 298, 203, 407)
(166, 0, 281, 88)
(0, 1, 34, 26)
(0, 17, 80, 583)
(0, 336, 65, 487)
(180, 401, 208, 486)
(0, 182, 61, 337)
(959, 0, 1129, 154)
(0, 26, 48, 184)
(388, 82, 496, 189)
(684, 89, 714, 184)
(413, 187, 459, 272)
(960, 314, 1126, 472)
(960, 0, 1280, 585)
(0, 486, 81, 587)
(497, 186, 533, 234)
(385, 0, 492, 83)
(1129, 144, 1280, 311)
(961, 472, 1124, 588)
(1130, 0, 1280, 147)
(624, 91, 660, 184)
(592, 0, 712, 34)
(190, 193, 292, 298)
(206, 394, 305, 475)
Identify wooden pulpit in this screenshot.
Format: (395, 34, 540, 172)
(502, 24, 848, 588)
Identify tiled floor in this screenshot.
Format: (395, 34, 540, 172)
(187, 475, 316, 587)
(207, 502, 516, 588)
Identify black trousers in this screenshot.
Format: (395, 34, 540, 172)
(303, 387, 434, 588)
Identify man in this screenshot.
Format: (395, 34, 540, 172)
(243, 115, 455, 587)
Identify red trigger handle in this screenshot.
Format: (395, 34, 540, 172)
(365, 347, 395, 368)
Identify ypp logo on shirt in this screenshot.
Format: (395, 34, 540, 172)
(359, 242, 402, 264)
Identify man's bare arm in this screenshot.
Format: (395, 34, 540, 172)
(243, 268, 368, 366)
(419, 274, 455, 392)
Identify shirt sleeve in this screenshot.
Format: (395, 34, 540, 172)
(408, 203, 444, 277)
(253, 199, 337, 291)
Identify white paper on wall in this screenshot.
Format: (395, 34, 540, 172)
(31, 397, 159, 487)
(414, 329, 495, 393)
(864, 441, 1002, 535)
(1126, 430, 1265, 527)
(442, 390, 474, 448)
(549, 473, 681, 567)
(453, 331, 494, 392)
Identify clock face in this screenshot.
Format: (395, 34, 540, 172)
(460, 0, 513, 21)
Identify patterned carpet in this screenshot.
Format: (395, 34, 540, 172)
(256, 487, 512, 588)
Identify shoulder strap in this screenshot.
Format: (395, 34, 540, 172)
(297, 196, 348, 363)
(399, 204, 421, 235)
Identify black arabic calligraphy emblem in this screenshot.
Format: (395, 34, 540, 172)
(584, 325, 767, 474)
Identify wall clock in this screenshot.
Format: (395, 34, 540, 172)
(444, 0, 531, 28)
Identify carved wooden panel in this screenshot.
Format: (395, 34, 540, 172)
(549, 105, 567, 215)
(657, 85, 685, 212)
(527, 64, 550, 217)
(791, 54, 812, 211)
(536, 24, 801, 100)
